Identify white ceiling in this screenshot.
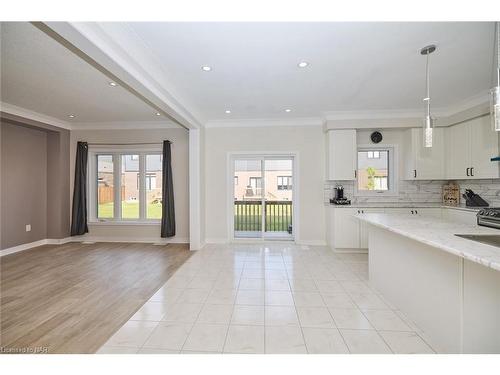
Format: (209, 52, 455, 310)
(129, 22, 495, 122)
(0, 22, 168, 123)
(0, 22, 495, 127)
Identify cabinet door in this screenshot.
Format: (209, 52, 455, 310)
(446, 122, 470, 179)
(469, 116, 500, 179)
(414, 128, 446, 180)
(403, 129, 417, 180)
(334, 208, 360, 249)
(359, 208, 385, 249)
(327, 130, 357, 180)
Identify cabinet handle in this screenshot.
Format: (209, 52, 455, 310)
(411, 210, 414, 214)
(466, 167, 470, 176)
(471, 167, 474, 177)
(354, 170, 357, 178)
(414, 170, 417, 178)
(415, 210, 418, 214)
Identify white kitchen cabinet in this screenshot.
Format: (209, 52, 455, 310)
(330, 207, 383, 250)
(446, 116, 500, 180)
(469, 116, 500, 179)
(359, 208, 385, 248)
(326, 129, 357, 180)
(403, 128, 445, 180)
(333, 208, 360, 248)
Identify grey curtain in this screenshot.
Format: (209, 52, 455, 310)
(161, 140, 176, 237)
(70, 141, 89, 236)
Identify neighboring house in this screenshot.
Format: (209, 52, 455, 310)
(98, 155, 163, 203)
(234, 160, 293, 201)
(357, 150, 389, 191)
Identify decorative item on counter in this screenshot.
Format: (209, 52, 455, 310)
(442, 182, 460, 207)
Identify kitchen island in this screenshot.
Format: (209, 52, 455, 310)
(357, 213, 500, 354)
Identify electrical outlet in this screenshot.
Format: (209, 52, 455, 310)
(25, 224, 31, 232)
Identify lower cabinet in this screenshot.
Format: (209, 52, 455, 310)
(330, 208, 384, 250)
(328, 207, 443, 250)
(359, 208, 385, 248)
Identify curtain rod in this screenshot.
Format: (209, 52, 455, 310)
(86, 142, 169, 145)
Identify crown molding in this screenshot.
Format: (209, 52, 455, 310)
(71, 121, 181, 130)
(1, 102, 72, 130)
(205, 117, 324, 128)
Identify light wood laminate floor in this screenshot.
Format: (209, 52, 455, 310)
(0, 242, 191, 354)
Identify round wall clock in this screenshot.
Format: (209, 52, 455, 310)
(370, 131, 383, 144)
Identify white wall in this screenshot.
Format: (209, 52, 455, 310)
(204, 125, 326, 245)
(70, 127, 189, 243)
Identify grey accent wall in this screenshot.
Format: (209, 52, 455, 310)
(1, 121, 48, 249)
(0, 118, 71, 250)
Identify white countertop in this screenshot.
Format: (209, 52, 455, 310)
(357, 213, 500, 272)
(325, 202, 480, 212)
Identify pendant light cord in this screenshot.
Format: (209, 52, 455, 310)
(425, 51, 431, 116)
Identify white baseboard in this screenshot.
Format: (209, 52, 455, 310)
(0, 237, 72, 257)
(0, 236, 188, 257)
(332, 247, 369, 254)
(204, 238, 327, 246)
(205, 238, 229, 244)
(296, 240, 327, 246)
(71, 236, 189, 244)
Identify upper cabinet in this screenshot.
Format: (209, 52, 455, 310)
(403, 127, 445, 180)
(445, 116, 500, 180)
(326, 129, 357, 180)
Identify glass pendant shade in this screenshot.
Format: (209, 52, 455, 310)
(492, 85, 500, 131)
(423, 115, 433, 148)
(421, 45, 436, 148)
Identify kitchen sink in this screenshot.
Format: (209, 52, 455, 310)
(454, 234, 500, 248)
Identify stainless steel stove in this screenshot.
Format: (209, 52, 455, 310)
(477, 208, 500, 229)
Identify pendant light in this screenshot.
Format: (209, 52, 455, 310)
(491, 22, 500, 131)
(421, 44, 436, 148)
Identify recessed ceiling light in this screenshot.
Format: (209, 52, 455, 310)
(297, 61, 309, 68)
(109, 81, 117, 87)
(68, 114, 75, 118)
(225, 110, 231, 114)
(285, 109, 292, 113)
(201, 66, 212, 72)
(155, 112, 161, 116)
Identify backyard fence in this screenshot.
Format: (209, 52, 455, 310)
(98, 186, 126, 204)
(234, 200, 292, 233)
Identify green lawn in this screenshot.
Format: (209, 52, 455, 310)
(98, 202, 162, 219)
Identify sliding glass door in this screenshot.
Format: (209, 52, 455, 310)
(233, 156, 294, 240)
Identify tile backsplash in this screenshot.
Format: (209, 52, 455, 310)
(324, 179, 500, 207)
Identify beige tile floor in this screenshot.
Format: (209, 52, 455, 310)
(98, 243, 435, 354)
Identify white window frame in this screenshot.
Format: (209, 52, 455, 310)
(88, 145, 162, 224)
(354, 144, 399, 197)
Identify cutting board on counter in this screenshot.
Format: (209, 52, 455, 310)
(442, 182, 460, 206)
